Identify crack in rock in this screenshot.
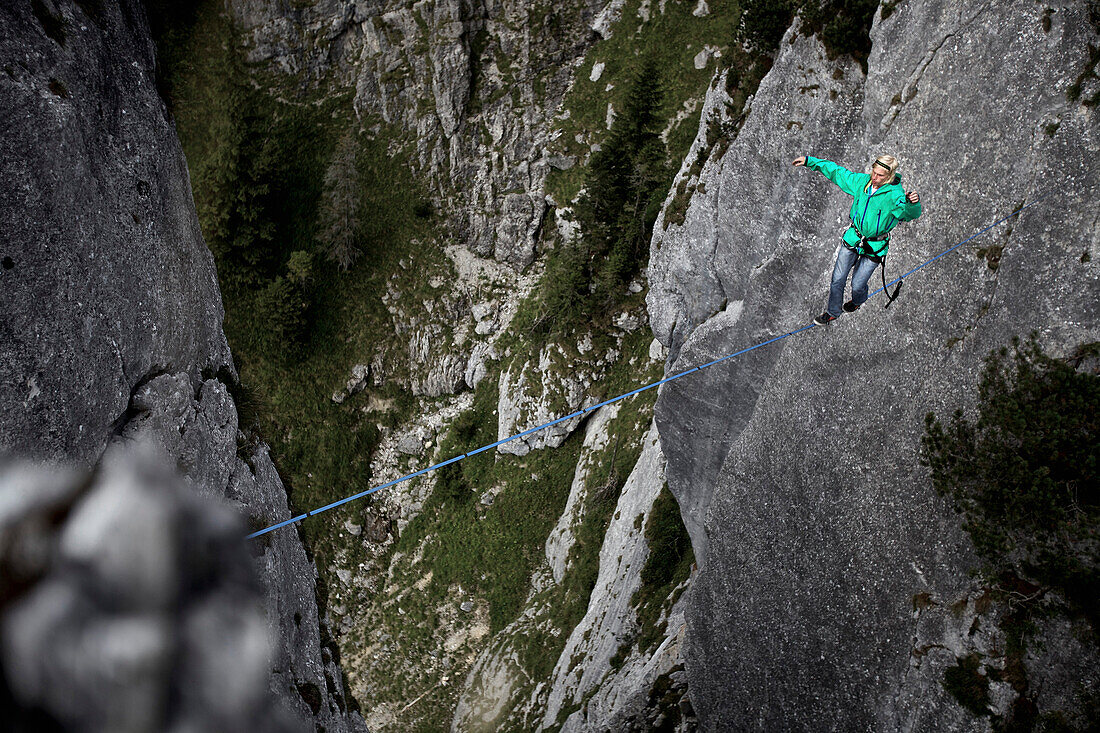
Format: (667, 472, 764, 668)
(879, 0, 997, 134)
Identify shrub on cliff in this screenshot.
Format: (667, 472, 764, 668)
(739, 0, 878, 69)
(739, 0, 796, 51)
(632, 485, 694, 653)
(921, 336, 1100, 625)
(800, 0, 879, 68)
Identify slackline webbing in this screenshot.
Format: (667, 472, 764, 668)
(248, 193, 1052, 540)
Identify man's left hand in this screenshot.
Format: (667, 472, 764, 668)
(906, 191, 920, 204)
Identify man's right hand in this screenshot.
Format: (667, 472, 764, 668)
(792, 156, 807, 166)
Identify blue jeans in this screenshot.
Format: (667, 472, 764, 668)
(828, 245, 880, 317)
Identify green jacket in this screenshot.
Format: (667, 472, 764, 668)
(806, 156, 923, 257)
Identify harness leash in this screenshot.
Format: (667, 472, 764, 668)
(881, 257, 903, 308)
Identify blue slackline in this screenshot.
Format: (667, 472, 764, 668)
(247, 193, 1052, 540)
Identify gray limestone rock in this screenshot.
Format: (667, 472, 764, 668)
(0, 0, 233, 464)
(495, 343, 613, 456)
(1022, 613, 1100, 728)
(649, 20, 867, 563)
(426, 7, 471, 139)
(230, 445, 367, 732)
(117, 373, 366, 732)
(0, 445, 299, 733)
(591, 0, 627, 39)
(646, 2, 1100, 729)
(464, 341, 497, 389)
(541, 423, 690, 732)
(548, 154, 578, 170)
(391, 291, 470, 398)
(543, 405, 621, 584)
(124, 374, 238, 503)
(0, 2, 367, 730)
(452, 419, 695, 732)
(228, 0, 607, 271)
(338, 364, 372, 403)
(396, 424, 432, 456)
(408, 329, 468, 397)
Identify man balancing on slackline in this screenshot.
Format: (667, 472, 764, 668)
(792, 154, 922, 325)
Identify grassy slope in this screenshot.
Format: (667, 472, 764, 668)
(342, 326, 663, 731)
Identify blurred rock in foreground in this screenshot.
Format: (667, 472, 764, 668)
(0, 443, 300, 733)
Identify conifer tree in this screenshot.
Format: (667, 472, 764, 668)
(581, 57, 668, 302)
(191, 17, 277, 290)
(532, 58, 669, 335)
(254, 275, 308, 360)
(316, 131, 363, 272)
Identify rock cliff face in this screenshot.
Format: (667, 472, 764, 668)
(533, 423, 692, 732)
(649, 1, 1099, 728)
(0, 0, 231, 463)
(0, 1, 364, 729)
(451, 416, 694, 732)
(228, 0, 606, 270)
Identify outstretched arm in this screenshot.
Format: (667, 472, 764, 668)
(893, 190, 923, 221)
(793, 156, 866, 197)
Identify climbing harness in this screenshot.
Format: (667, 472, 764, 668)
(247, 192, 1054, 540)
(848, 223, 902, 308)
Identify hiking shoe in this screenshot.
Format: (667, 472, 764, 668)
(843, 300, 861, 313)
(813, 312, 837, 326)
